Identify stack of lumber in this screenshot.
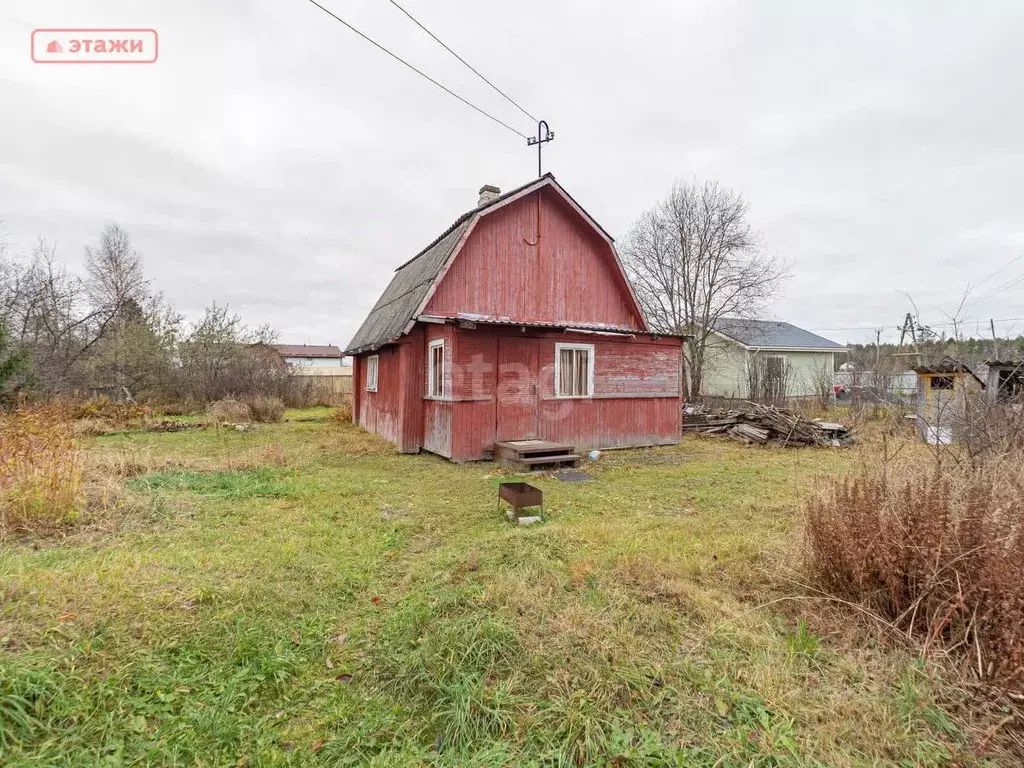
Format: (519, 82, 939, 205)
(683, 403, 854, 447)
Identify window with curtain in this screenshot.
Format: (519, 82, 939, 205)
(366, 355, 378, 392)
(556, 343, 594, 397)
(428, 340, 445, 398)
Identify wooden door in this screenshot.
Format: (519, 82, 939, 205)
(496, 337, 539, 441)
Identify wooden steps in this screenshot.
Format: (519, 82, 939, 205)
(494, 439, 580, 470)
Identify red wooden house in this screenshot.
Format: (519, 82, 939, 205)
(344, 174, 685, 462)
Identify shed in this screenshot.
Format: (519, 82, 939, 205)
(984, 359, 1024, 405)
(913, 356, 985, 444)
(344, 175, 687, 461)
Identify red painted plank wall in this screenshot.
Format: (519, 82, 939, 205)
(424, 189, 644, 329)
(356, 345, 402, 444)
(397, 327, 425, 453)
(448, 326, 683, 461)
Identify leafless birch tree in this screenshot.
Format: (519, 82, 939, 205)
(620, 180, 787, 399)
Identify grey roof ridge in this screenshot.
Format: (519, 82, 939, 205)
(390, 173, 555, 274)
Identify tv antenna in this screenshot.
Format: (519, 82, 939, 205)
(527, 120, 555, 177)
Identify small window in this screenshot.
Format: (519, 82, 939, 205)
(428, 340, 445, 398)
(366, 355, 379, 392)
(930, 376, 953, 391)
(555, 343, 594, 398)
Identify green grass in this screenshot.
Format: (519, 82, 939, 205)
(0, 412, 996, 765)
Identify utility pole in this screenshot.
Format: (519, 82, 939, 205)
(991, 318, 999, 360)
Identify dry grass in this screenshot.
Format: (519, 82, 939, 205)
(806, 452, 1024, 694)
(242, 394, 285, 423)
(329, 397, 353, 424)
(205, 398, 251, 425)
(1, 409, 1013, 765)
(0, 406, 83, 539)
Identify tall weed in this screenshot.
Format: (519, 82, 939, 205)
(0, 406, 82, 539)
(806, 454, 1024, 690)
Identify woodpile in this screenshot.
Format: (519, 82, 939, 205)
(683, 403, 855, 447)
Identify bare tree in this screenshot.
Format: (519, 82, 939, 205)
(177, 303, 286, 402)
(1, 224, 150, 391)
(620, 180, 787, 399)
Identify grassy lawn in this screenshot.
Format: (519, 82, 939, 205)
(0, 412, 989, 765)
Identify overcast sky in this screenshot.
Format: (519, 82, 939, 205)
(2, 1, 1023, 347)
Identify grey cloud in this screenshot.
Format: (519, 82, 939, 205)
(2, 0, 1022, 348)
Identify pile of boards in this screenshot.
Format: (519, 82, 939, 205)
(683, 403, 855, 447)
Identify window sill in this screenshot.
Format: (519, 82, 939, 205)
(554, 394, 594, 400)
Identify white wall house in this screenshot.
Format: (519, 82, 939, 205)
(271, 344, 351, 369)
(695, 319, 844, 399)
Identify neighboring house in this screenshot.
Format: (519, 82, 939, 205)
(697, 318, 844, 399)
(270, 344, 348, 368)
(268, 344, 353, 400)
(344, 174, 686, 462)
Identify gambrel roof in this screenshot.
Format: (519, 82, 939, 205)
(345, 174, 644, 354)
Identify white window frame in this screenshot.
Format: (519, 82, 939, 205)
(366, 354, 378, 392)
(427, 339, 446, 399)
(554, 342, 595, 399)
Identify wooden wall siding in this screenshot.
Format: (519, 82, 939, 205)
(448, 326, 683, 460)
(356, 346, 402, 444)
(424, 189, 643, 329)
(423, 400, 453, 457)
(537, 396, 681, 449)
(397, 328, 425, 453)
(533, 337, 680, 399)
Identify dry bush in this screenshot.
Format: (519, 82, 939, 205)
(67, 398, 149, 430)
(205, 398, 251, 425)
(242, 395, 284, 423)
(806, 456, 1024, 691)
(0, 406, 83, 539)
(330, 397, 354, 424)
(147, 398, 202, 417)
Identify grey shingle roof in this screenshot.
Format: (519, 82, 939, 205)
(711, 318, 843, 350)
(345, 174, 569, 355)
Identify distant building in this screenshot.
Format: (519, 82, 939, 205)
(913, 357, 985, 444)
(267, 344, 352, 403)
(984, 358, 1024, 405)
(270, 344, 348, 368)
(697, 318, 844, 400)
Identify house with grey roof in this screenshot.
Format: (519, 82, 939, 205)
(697, 318, 844, 400)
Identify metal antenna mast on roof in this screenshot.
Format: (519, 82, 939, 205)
(526, 120, 555, 177)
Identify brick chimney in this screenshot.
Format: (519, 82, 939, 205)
(477, 184, 501, 206)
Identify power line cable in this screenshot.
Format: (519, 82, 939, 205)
(304, 0, 529, 140)
(386, 0, 538, 123)
(807, 316, 1024, 334)
(972, 252, 1024, 291)
(964, 271, 1024, 308)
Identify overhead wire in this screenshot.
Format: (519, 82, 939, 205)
(386, 0, 538, 124)
(807, 316, 1024, 334)
(304, 0, 529, 140)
